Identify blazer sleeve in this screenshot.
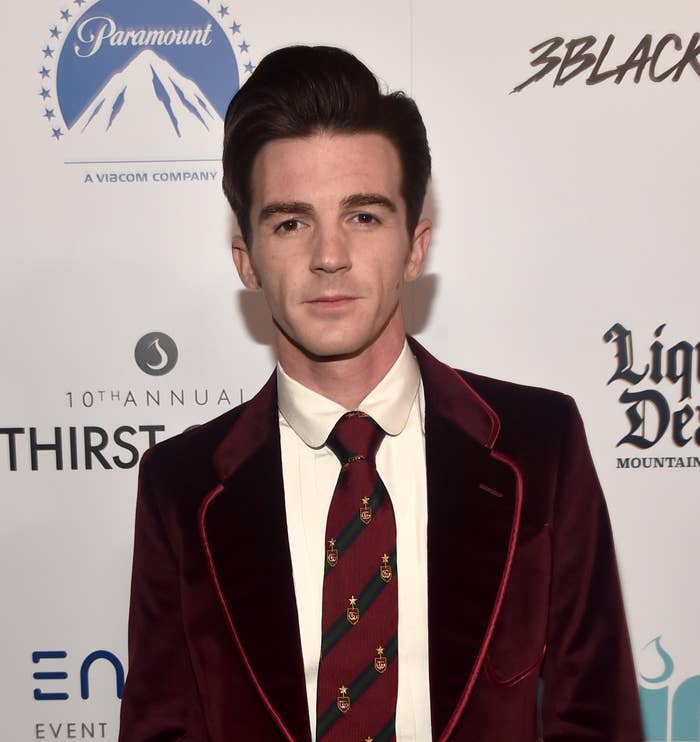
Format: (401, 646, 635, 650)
(540, 398, 644, 741)
(118, 451, 208, 742)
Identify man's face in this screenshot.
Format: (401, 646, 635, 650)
(233, 132, 430, 362)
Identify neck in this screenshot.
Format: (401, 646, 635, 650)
(275, 317, 406, 409)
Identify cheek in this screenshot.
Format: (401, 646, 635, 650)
(380, 256, 408, 292)
(254, 255, 284, 293)
(262, 272, 301, 316)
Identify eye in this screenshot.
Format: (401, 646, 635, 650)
(352, 212, 379, 225)
(274, 218, 301, 234)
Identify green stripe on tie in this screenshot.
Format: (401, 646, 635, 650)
(321, 550, 397, 657)
(372, 712, 398, 742)
(324, 478, 388, 577)
(316, 634, 398, 740)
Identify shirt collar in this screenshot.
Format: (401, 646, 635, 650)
(277, 341, 422, 449)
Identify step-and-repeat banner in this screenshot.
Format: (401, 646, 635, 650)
(1, 1, 697, 739)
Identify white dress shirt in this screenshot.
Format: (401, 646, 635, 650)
(277, 342, 432, 741)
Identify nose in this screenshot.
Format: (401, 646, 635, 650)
(310, 224, 351, 274)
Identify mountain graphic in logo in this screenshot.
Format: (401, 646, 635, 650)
(39, 0, 253, 159)
(75, 49, 222, 148)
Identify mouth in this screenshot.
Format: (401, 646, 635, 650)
(305, 295, 358, 309)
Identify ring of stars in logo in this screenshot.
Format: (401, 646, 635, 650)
(38, 0, 256, 142)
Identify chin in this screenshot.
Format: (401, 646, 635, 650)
(285, 328, 371, 362)
(301, 338, 367, 361)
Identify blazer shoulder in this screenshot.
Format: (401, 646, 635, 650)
(153, 401, 243, 453)
(455, 371, 596, 523)
(456, 369, 580, 439)
(139, 392, 260, 489)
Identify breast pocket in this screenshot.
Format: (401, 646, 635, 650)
(485, 522, 551, 687)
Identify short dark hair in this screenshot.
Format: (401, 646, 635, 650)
(222, 45, 431, 243)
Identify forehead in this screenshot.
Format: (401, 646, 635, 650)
(250, 132, 403, 206)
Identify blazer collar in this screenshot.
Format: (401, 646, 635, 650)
(204, 373, 311, 742)
(407, 336, 499, 447)
(212, 371, 279, 482)
(408, 338, 522, 740)
(204, 338, 522, 742)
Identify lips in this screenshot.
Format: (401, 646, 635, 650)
(306, 295, 357, 305)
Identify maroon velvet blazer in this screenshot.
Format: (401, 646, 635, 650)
(118, 338, 643, 741)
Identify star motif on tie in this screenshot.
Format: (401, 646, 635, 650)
(346, 594, 360, 624)
(359, 494, 373, 524)
(326, 537, 339, 567)
(365, 738, 374, 742)
(376, 645, 384, 656)
(379, 552, 393, 583)
(336, 684, 351, 713)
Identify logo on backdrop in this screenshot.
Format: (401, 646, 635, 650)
(639, 636, 700, 741)
(604, 323, 700, 470)
(37, 0, 254, 173)
(31, 648, 123, 740)
(0, 330, 242, 473)
(513, 33, 700, 92)
(135, 332, 178, 376)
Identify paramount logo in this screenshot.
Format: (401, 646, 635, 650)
(39, 0, 249, 162)
(74, 16, 214, 58)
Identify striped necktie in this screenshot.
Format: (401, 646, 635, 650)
(316, 411, 398, 742)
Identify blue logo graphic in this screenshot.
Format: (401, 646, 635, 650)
(32, 649, 124, 701)
(37, 0, 253, 149)
(640, 636, 700, 741)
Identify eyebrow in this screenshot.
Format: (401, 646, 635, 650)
(258, 201, 314, 223)
(341, 193, 397, 212)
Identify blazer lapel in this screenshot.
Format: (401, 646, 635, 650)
(409, 338, 523, 741)
(200, 374, 312, 742)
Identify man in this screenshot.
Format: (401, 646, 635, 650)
(119, 46, 643, 741)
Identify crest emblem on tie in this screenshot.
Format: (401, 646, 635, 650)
(359, 496, 372, 524)
(346, 595, 360, 625)
(374, 646, 387, 673)
(337, 685, 350, 713)
(379, 553, 392, 583)
(326, 538, 338, 567)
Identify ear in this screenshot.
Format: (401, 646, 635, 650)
(403, 218, 432, 281)
(232, 235, 261, 290)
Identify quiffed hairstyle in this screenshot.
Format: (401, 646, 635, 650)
(222, 45, 431, 243)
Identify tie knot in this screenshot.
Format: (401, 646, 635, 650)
(326, 412, 385, 465)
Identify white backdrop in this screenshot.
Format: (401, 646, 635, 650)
(1, 1, 698, 739)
